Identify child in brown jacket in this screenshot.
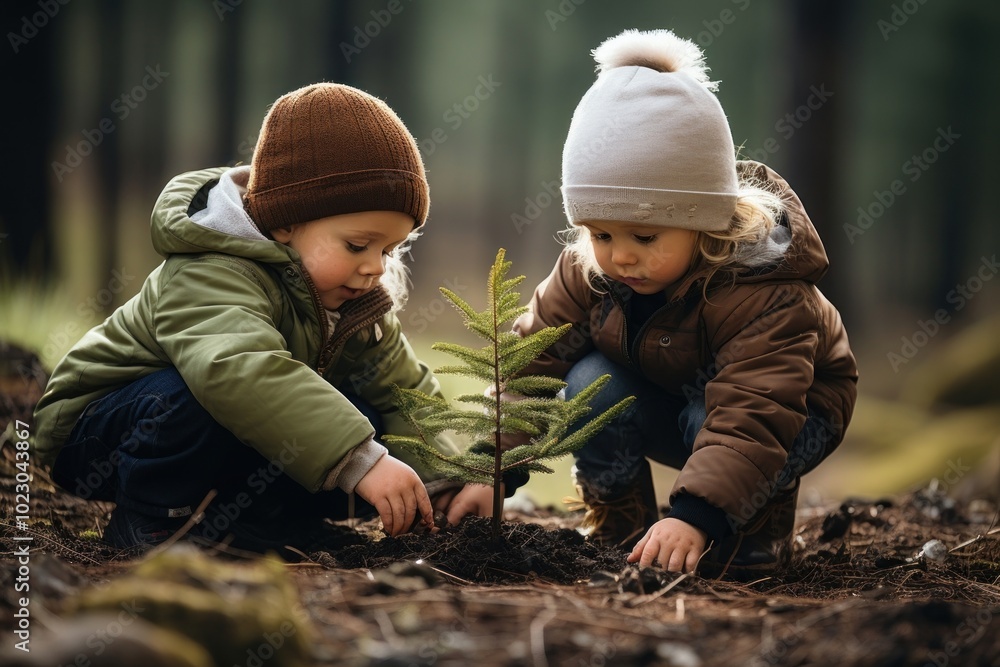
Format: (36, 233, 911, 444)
(510, 29, 858, 577)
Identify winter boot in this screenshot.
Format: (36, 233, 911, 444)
(699, 479, 799, 580)
(105, 489, 301, 555)
(566, 464, 659, 550)
(103, 492, 195, 550)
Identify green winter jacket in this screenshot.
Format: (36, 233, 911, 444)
(33, 166, 457, 492)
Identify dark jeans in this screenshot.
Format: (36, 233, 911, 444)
(565, 351, 840, 502)
(52, 367, 377, 524)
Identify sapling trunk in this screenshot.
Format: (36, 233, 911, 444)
(384, 249, 634, 539)
(492, 344, 504, 531)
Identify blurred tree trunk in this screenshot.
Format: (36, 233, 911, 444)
(325, 2, 357, 84)
(787, 1, 855, 323)
(0, 0, 56, 278)
(218, 0, 242, 164)
(92, 0, 124, 296)
(935, 13, 983, 311)
(484, 2, 538, 258)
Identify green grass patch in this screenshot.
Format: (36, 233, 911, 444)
(0, 274, 97, 371)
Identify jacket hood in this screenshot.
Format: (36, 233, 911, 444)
(666, 161, 830, 300)
(150, 166, 297, 265)
(740, 161, 829, 285)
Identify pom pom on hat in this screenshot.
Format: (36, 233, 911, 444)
(593, 28, 719, 91)
(561, 28, 738, 232)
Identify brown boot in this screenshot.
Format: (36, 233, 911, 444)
(699, 480, 799, 580)
(566, 464, 658, 550)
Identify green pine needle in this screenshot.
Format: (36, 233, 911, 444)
(386, 248, 635, 534)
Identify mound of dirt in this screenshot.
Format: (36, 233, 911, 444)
(329, 515, 627, 584)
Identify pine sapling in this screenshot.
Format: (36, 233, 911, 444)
(384, 249, 634, 535)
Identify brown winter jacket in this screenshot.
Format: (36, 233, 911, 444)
(513, 162, 858, 535)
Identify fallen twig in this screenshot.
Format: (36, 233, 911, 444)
(628, 573, 690, 607)
(529, 603, 557, 667)
(949, 527, 1000, 554)
(147, 489, 217, 557)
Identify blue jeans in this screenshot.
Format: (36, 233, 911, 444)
(52, 367, 377, 522)
(565, 351, 839, 501)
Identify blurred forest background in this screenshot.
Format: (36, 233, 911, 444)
(2, 0, 999, 506)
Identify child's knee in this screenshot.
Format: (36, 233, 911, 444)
(563, 352, 635, 410)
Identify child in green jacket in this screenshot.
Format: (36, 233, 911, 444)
(33, 83, 493, 551)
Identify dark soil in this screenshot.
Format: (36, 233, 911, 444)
(2, 344, 999, 666)
(329, 516, 627, 585)
(4, 447, 999, 667)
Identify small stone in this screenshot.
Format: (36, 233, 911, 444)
(918, 539, 948, 562)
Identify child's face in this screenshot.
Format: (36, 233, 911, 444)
(271, 211, 414, 309)
(582, 221, 698, 296)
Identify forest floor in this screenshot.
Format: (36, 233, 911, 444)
(1, 341, 999, 666)
(2, 432, 999, 667)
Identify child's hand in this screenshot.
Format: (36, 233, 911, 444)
(433, 484, 496, 526)
(498, 431, 532, 451)
(627, 518, 708, 573)
(354, 455, 434, 537)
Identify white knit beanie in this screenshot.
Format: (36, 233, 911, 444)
(562, 29, 738, 231)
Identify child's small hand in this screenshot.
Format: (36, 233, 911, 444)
(354, 455, 434, 537)
(627, 518, 707, 573)
(434, 484, 496, 526)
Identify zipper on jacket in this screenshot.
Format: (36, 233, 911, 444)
(295, 266, 332, 374)
(296, 264, 393, 377)
(605, 287, 634, 369)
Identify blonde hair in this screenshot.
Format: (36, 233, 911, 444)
(380, 230, 421, 312)
(561, 175, 787, 293)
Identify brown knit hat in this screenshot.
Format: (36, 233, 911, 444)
(244, 83, 429, 235)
